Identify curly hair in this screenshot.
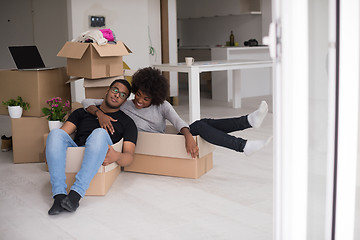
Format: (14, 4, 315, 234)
(131, 67, 169, 105)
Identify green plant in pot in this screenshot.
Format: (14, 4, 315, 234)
(2, 96, 30, 118)
(42, 97, 70, 131)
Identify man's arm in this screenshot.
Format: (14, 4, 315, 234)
(60, 121, 77, 135)
(103, 141, 136, 167)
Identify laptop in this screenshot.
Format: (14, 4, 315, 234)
(8, 46, 56, 70)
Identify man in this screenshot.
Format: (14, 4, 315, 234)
(46, 79, 137, 215)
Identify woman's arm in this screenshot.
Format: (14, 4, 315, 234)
(180, 127, 199, 159)
(103, 141, 136, 167)
(81, 98, 103, 109)
(82, 99, 117, 134)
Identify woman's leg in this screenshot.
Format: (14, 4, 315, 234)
(190, 120, 247, 152)
(46, 129, 77, 197)
(190, 101, 268, 134)
(189, 101, 270, 153)
(70, 128, 113, 197)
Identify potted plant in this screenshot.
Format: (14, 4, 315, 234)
(2, 96, 30, 118)
(42, 97, 70, 131)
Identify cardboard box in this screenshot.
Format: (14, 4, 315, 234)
(0, 67, 71, 117)
(64, 140, 123, 196)
(124, 126, 215, 178)
(11, 117, 49, 163)
(43, 134, 123, 196)
(57, 41, 131, 79)
(84, 76, 121, 99)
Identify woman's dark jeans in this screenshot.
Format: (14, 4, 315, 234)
(189, 116, 251, 152)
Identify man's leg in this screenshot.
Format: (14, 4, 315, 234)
(61, 128, 113, 212)
(46, 129, 77, 215)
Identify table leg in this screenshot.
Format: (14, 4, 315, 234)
(232, 69, 242, 108)
(188, 68, 201, 122)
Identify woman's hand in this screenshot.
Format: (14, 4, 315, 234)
(185, 134, 199, 159)
(86, 105, 117, 134)
(180, 127, 199, 158)
(97, 111, 117, 135)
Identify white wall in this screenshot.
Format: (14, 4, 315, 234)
(0, 0, 161, 71)
(0, 0, 68, 69)
(68, 0, 160, 70)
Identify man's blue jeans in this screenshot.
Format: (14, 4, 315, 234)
(46, 128, 113, 198)
(189, 116, 251, 152)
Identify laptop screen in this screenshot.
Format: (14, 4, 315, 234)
(8, 46, 46, 69)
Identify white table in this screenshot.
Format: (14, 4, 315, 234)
(153, 59, 273, 122)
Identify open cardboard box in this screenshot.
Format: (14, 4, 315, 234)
(0, 67, 70, 117)
(124, 126, 215, 179)
(43, 134, 123, 196)
(64, 140, 123, 196)
(57, 41, 131, 79)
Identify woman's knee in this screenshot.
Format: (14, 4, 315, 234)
(190, 119, 207, 135)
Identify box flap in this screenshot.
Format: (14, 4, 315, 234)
(57, 42, 90, 59)
(135, 126, 215, 159)
(65, 139, 123, 172)
(197, 136, 216, 158)
(135, 131, 194, 159)
(91, 41, 131, 57)
(122, 42, 132, 53)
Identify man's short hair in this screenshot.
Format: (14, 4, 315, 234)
(110, 79, 131, 98)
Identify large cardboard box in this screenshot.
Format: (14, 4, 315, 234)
(11, 117, 49, 163)
(0, 67, 71, 117)
(124, 126, 215, 179)
(43, 134, 123, 196)
(57, 41, 131, 79)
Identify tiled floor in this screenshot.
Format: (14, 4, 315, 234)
(0, 93, 273, 240)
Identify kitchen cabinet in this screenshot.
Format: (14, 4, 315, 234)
(177, 0, 261, 19)
(211, 46, 272, 102)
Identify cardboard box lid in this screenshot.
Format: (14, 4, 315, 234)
(65, 139, 123, 173)
(57, 41, 131, 59)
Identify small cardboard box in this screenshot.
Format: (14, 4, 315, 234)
(0, 67, 71, 117)
(57, 41, 131, 79)
(44, 133, 123, 196)
(64, 140, 123, 196)
(124, 126, 215, 179)
(11, 117, 49, 163)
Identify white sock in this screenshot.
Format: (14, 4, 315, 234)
(243, 136, 272, 156)
(247, 101, 268, 128)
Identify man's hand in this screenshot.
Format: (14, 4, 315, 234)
(103, 145, 119, 166)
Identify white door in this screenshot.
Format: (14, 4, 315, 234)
(267, 0, 360, 239)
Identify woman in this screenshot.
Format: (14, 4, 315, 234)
(82, 67, 271, 158)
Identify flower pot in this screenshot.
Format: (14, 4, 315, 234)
(48, 120, 64, 131)
(8, 106, 23, 118)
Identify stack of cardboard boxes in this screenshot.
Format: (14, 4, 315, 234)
(0, 67, 71, 163)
